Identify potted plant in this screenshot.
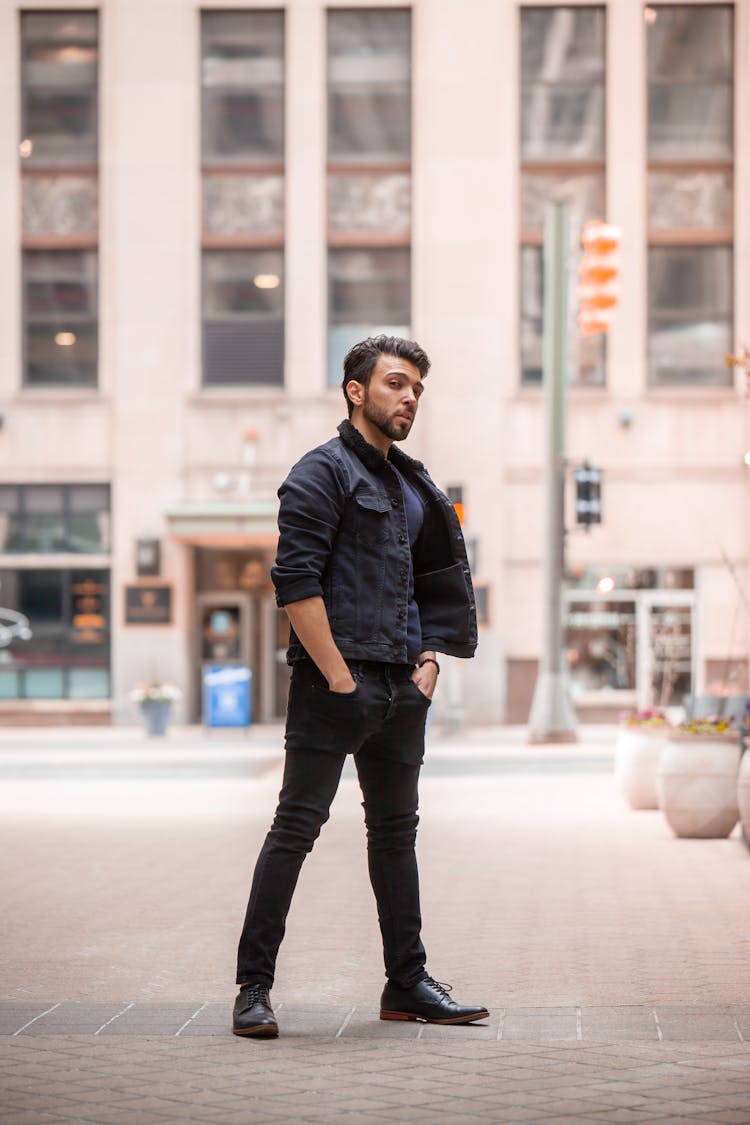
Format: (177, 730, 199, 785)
(130, 681, 182, 736)
(657, 716, 741, 839)
(615, 709, 671, 810)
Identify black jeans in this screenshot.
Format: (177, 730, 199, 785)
(236, 660, 431, 989)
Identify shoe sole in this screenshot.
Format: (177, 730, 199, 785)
(232, 1024, 279, 1038)
(380, 1009, 489, 1025)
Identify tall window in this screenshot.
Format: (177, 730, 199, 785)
(20, 12, 99, 387)
(0, 568, 110, 700)
(201, 11, 285, 386)
(647, 5, 733, 386)
(520, 7, 606, 386)
(326, 10, 411, 387)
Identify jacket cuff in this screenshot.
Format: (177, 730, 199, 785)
(273, 575, 324, 606)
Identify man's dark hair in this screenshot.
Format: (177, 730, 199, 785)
(342, 335, 431, 417)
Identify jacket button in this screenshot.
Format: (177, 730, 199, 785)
(398, 535, 407, 544)
(391, 497, 398, 507)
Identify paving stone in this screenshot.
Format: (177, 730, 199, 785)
(340, 1015, 421, 1039)
(654, 1006, 742, 1042)
(0, 1002, 60, 1035)
(96, 1003, 204, 1035)
(581, 1006, 660, 1042)
(11, 1001, 132, 1036)
(501, 1011, 580, 1041)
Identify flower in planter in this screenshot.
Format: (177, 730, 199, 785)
(674, 716, 734, 736)
(620, 708, 670, 728)
(129, 681, 183, 704)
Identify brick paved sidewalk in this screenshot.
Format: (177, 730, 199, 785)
(1, 725, 749, 1124)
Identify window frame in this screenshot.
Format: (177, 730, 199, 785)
(19, 10, 100, 389)
(0, 483, 111, 555)
(519, 5, 607, 389)
(0, 566, 111, 701)
(199, 9, 286, 387)
(645, 4, 735, 388)
(325, 8, 413, 388)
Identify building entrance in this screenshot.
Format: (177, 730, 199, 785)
(564, 567, 696, 715)
(193, 548, 289, 723)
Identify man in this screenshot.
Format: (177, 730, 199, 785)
(233, 335, 488, 1038)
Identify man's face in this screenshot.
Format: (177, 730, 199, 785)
(355, 353, 424, 443)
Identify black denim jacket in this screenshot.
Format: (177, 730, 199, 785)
(272, 420, 478, 665)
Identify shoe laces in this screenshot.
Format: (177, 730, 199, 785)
(423, 976, 453, 999)
(240, 983, 270, 1004)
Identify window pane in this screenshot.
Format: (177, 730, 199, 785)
(69, 487, 111, 551)
(521, 7, 605, 160)
(22, 174, 97, 236)
(566, 600, 637, 695)
(648, 170, 731, 232)
(650, 245, 732, 318)
(0, 487, 19, 513)
(70, 572, 109, 652)
(69, 667, 109, 698)
(327, 248, 410, 387)
(23, 250, 97, 386)
(24, 668, 65, 698)
(648, 246, 733, 386)
(21, 12, 98, 166)
(328, 10, 411, 161)
(68, 513, 109, 553)
(202, 11, 284, 163)
(202, 250, 284, 385)
(203, 174, 283, 235)
(329, 248, 410, 324)
(647, 6, 733, 82)
(647, 6, 733, 160)
(520, 245, 605, 387)
(329, 173, 410, 234)
(521, 171, 604, 236)
(0, 672, 21, 700)
(69, 485, 109, 513)
(648, 83, 733, 160)
(203, 250, 283, 317)
(25, 486, 65, 513)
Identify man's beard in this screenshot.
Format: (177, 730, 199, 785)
(362, 391, 413, 442)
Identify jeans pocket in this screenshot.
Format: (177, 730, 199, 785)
(407, 679, 432, 707)
(310, 681, 362, 710)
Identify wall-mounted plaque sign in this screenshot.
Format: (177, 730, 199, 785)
(124, 584, 172, 626)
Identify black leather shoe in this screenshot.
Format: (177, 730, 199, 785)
(232, 983, 278, 1038)
(380, 976, 489, 1025)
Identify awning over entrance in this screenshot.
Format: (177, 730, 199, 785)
(164, 500, 278, 547)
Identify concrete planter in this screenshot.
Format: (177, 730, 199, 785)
(657, 732, 740, 839)
(738, 750, 750, 841)
(615, 726, 669, 810)
(139, 699, 173, 737)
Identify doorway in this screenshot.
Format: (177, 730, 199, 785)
(192, 548, 290, 723)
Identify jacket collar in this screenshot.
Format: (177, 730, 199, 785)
(337, 419, 425, 474)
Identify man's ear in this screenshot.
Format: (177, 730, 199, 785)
(345, 379, 364, 409)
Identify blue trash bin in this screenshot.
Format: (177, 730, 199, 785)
(203, 665, 252, 728)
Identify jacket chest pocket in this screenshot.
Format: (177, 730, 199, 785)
(354, 490, 391, 547)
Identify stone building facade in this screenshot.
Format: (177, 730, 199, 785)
(0, 0, 748, 726)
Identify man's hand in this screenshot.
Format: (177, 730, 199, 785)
(284, 597, 356, 693)
(328, 671, 357, 694)
(411, 652, 439, 699)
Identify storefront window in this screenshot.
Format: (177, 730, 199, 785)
(0, 483, 109, 553)
(567, 600, 636, 695)
(565, 569, 695, 709)
(0, 568, 110, 699)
